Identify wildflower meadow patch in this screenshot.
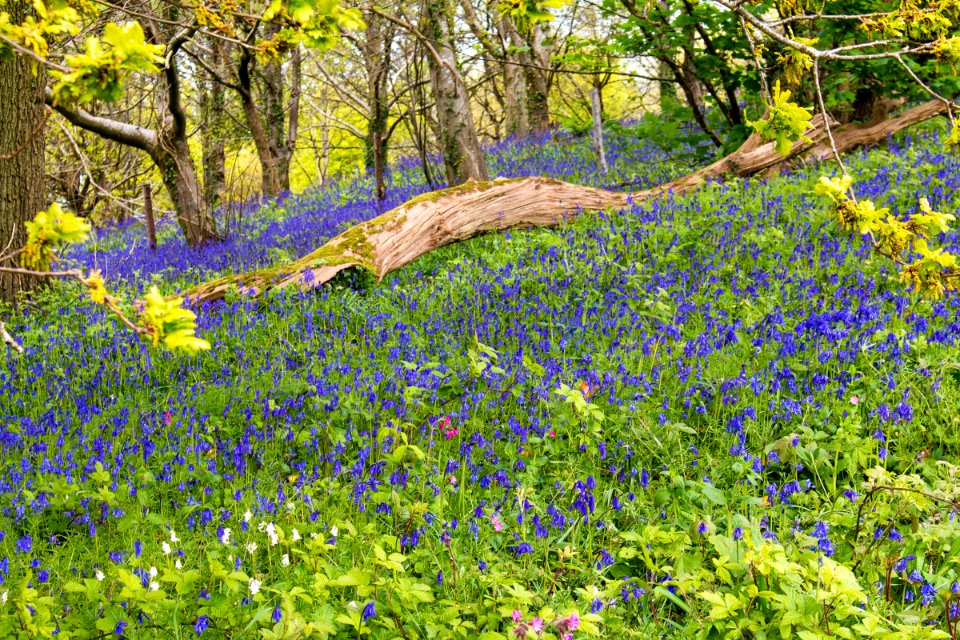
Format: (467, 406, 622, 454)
(2, 125, 960, 639)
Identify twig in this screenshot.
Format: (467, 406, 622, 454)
(0, 321, 23, 354)
(812, 58, 847, 176)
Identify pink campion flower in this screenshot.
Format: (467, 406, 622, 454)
(530, 617, 543, 633)
(443, 425, 459, 439)
(448, 475, 457, 485)
(850, 395, 860, 405)
(562, 634, 573, 640)
(548, 429, 556, 438)
(512, 610, 523, 623)
(567, 612, 580, 630)
(491, 515, 504, 532)
(164, 412, 172, 426)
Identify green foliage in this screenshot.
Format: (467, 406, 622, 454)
(498, 0, 566, 27)
(815, 174, 960, 298)
(21, 203, 90, 270)
(139, 287, 211, 353)
(748, 81, 814, 157)
(51, 21, 164, 105)
(0, 0, 85, 59)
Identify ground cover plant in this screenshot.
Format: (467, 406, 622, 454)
(1, 122, 960, 639)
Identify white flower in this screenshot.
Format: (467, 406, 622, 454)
(149, 566, 158, 579)
(1, 591, 7, 603)
(285, 501, 295, 512)
(175, 559, 183, 570)
(161, 542, 172, 555)
(291, 528, 301, 542)
(257, 521, 267, 533)
(266, 522, 279, 546)
(95, 571, 105, 582)
(169, 529, 179, 543)
(330, 525, 339, 537)
(149, 581, 160, 592)
(249, 578, 262, 595)
(246, 542, 258, 554)
(243, 510, 253, 523)
(220, 528, 232, 545)
(281, 554, 290, 566)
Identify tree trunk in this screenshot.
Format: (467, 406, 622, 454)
(0, 1, 46, 302)
(153, 131, 217, 246)
(523, 24, 551, 133)
(503, 18, 549, 134)
(659, 59, 677, 113)
(188, 100, 947, 304)
(201, 40, 227, 212)
(590, 88, 608, 175)
(422, 0, 489, 185)
(280, 46, 301, 193)
(363, 10, 391, 200)
(238, 49, 282, 197)
(503, 58, 529, 137)
(261, 31, 300, 193)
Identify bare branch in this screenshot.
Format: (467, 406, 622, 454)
(0, 321, 23, 354)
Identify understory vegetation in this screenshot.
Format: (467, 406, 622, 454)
(2, 123, 960, 638)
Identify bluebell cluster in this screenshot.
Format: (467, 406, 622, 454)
(1, 123, 959, 635)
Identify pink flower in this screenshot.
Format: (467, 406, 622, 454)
(443, 426, 459, 439)
(562, 634, 573, 640)
(850, 395, 860, 405)
(164, 412, 172, 425)
(567, 612, 580, 630)
(491, 515, 504, 532)
(530, 617, 543, 633)
(548, 429, 555, 438)
(512, 610, 523, 623)
(448, 475, 457, 485)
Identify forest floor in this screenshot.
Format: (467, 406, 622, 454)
(2, 122, 960, 639)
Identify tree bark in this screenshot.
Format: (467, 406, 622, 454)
(261, 30, 301, 193)
(523, 24, 551, 133)
(590, 88, 608, 175)
(363, 10, 392, 200)
(422, 0, 489, 185)
(201, 39, 227, 212)
(0, 2, 46, 302)
(187, 100, 946, 304)
(238, 48, 282, 197)
(281, 46, 301, 192)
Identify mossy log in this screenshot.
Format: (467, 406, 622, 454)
(187, 100, 947, 304)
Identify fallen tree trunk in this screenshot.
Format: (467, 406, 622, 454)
(187, 100, 947, 304)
